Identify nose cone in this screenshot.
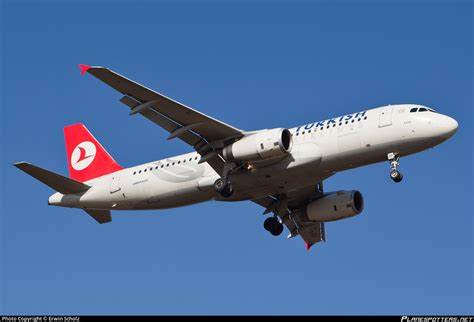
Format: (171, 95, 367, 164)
(439, 116, 458, 139)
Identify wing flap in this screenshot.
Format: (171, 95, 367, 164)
(298, 222, 325, 250)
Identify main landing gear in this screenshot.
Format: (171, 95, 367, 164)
(388, 152, 403, 183)
(214, 162, 245, 198)
(214, 178, 234, 198)
(263, 216, 284, 236)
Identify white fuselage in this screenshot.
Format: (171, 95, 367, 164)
(48, 104, 458, 211)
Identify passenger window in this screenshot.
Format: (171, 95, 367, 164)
(161, 165, 164, 168)
(139, 170, 142, 174)
(144, 169, 147, 172)
(133, 171, 136, 175)
(364, 116, 367, 120)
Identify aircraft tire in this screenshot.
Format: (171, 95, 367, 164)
(219, 183, 234, 198)
(270, 221, 284, 236)
(264, 217, 283, 236)
(214, 178, 227, 192)
(390, 170, 403, 183)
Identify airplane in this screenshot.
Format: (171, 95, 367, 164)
(14, 64, 459, 250)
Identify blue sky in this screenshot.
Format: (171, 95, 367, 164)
(1, 0, 472, 315)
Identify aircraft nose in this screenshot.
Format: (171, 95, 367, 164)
(439, 115, 458, 139)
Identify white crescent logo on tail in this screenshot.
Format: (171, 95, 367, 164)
(71, 141, 96, 171)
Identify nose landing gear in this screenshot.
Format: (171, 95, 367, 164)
(388, 152, 403, 183)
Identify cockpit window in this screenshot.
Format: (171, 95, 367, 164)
(410, 106, 436, 113)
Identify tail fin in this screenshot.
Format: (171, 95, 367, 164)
(64, 123, 123, 182)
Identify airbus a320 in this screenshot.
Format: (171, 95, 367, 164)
(15, 65, 458, 250)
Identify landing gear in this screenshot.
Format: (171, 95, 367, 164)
(214, 178, 234, 197)
(263, 216, 284, 236)
(213, 162, 244, 198)
(388, 152, 403, 183)
(390, 169, 403, 183)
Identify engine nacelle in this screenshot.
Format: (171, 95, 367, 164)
(223, 128, 293, 162)
(304, 190, 364, 222)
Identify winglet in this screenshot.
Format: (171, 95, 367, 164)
(79, 64, 91, 75)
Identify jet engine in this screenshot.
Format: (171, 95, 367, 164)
(304, 190, 364, 222)
(222, 128, 293, 162)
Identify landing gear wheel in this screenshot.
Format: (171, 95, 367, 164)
(214, 178, 234, 197)
(220, 183, 234, 197)
(214, 178, 227, 192)
(271, 221, 284, 236)
(263, 217, 275, 231)
(390, 170, 403, 183)
(263, 217, 284, 236)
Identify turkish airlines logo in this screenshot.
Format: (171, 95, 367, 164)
(71, 141, 96, 171)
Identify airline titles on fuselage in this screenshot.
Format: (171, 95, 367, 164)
(295, 111, 367, 133)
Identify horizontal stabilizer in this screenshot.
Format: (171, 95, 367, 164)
(14, 162, 90, 194)
(84, 209, 112, 224)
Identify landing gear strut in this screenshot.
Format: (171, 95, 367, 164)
(388, 152, 403, 183)
(263, 216, 284, 236)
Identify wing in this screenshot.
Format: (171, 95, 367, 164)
(252, 182, 326, 250)
(80, 64, 244, 174)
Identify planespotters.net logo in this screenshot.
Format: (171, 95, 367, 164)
(70, 141, 96, 171)
(402, 317, 473, 322)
